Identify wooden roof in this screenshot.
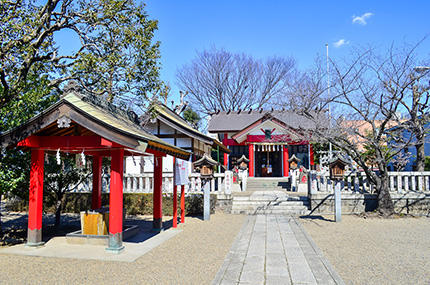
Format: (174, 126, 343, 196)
(0, 91, 191, 160)
(152, 103, 230, 153)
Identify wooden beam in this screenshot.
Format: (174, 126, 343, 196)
(156, 133, 190, 139)
(17, 136, 123, 149)
(145, 147, 167, 157)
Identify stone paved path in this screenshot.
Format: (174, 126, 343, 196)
(212, 215, 344, 285)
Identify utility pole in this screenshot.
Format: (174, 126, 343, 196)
(326, 43, 333, 159)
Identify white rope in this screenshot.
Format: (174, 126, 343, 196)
(56, 149, 61, 165)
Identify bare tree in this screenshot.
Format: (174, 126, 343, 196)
(400, 65, 430, 171)
(298, 44, 429, 216)
(279, 58, 329, 111)
(176, 47, 295, 115)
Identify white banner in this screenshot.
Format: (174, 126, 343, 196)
(174, 158, 190, 185)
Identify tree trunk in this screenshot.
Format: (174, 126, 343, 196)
(54, 191, 64, 231)
(415, 142, 426, 172)
(376, 173, 394, 216)
(54, 199, 62, 230)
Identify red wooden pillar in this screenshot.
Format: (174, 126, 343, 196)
(172, 157, 178, 228)
(310, 144, 315, 168)
(27, 149, 45, 246)
(153, 156, 163, 230)
(173, 185, 178, 228)
(248, 144, 254, 177)
(180, 185, 185, 223)
(283, 145, 289, 177)
(107, 148, 124, 252)
(223, 133, 228, 169)
(91, 155, 103, 210)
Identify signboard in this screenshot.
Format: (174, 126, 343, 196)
(174, 158, 189, 186)
(224, 170, 233, 194)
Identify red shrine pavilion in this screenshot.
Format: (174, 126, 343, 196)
(208, 110, 317, 177)
(0, 89, 190, 252)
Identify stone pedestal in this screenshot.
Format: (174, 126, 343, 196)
(334, 181, 341, 222)
(203, 181, 210, 221)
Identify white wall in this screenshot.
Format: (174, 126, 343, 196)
(125, 155, 174, 174)
(248, 120, 287, 135)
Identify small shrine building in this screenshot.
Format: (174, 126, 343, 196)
(0, 88, 190, 251)
(208, 109, 317, 177)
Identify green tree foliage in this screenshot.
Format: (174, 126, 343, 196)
(0, 0, 165, 230)
(182, 107, 201, 129)
(0, 75, 57, 201)
(0, 0, 164, 115)
(44, 155, 90, 229)
(424, 157, 430, 171)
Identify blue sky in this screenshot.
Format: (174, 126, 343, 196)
(145, 0, 430, 103)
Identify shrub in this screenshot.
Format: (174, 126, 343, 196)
(7, 192, 217, 216)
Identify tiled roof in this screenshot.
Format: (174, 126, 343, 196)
(153, 103, 213, 144)
(207, 109, 320, 132)
(0, 91, 191, 159)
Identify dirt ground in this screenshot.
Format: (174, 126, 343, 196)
(300, 214, 430, 285)
(0, 212, 245, 285)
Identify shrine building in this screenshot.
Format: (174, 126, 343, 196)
(0, 87, 191, 251)
(208, 109, 317, 177)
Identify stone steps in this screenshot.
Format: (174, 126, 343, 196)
(230, 189, 309, 215)
(246, 178, 290, 191)
(231, 207, 309, 215)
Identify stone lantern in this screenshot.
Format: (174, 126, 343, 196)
(288, 154, 301, 170)
(193, 154, 218, 179)
(192, 154, 218, 221)
(236, 155, 250, 191)
(329, 155, 349, 180)
(237, 155, 249, 170)
(328, 153, 350, 222)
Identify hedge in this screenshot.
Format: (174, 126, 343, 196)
(8, 192, 217, 216)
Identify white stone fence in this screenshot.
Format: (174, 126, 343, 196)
(73, 172, 228, 194)
(308, 171, 430, 194)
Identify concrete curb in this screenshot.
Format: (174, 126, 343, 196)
(293, 217, 346, 285)
(211, 215, 252, 285)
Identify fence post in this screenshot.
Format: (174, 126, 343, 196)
(334, 180, 341, 222)
(418, 174, 423, 191)
(397, 175, 402, 193)
(404, 174, 409, 193)
(354, 175, 360, 193)
(389, 175, 395, 192)
(411, 173, 416, 191)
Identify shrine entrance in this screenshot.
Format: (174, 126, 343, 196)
(255, 150, 282, 177)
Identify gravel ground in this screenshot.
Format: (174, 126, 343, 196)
(0, 213, 245, 285)
(300, 215, 430, 285)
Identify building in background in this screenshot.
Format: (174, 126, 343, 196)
(208, 110, 317, 178)
(125, 102, 229, 175)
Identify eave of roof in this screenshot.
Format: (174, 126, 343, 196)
(153, 104, 213, 144)
(0, 92, 191, 159)
(208, 109, 322, 133)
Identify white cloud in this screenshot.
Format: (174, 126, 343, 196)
(333, 39, 349, 48)
(352, 12, 374, 25)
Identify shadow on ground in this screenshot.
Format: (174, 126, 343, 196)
(299, 215, 335, 223)
(1, 212, 183, 246)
